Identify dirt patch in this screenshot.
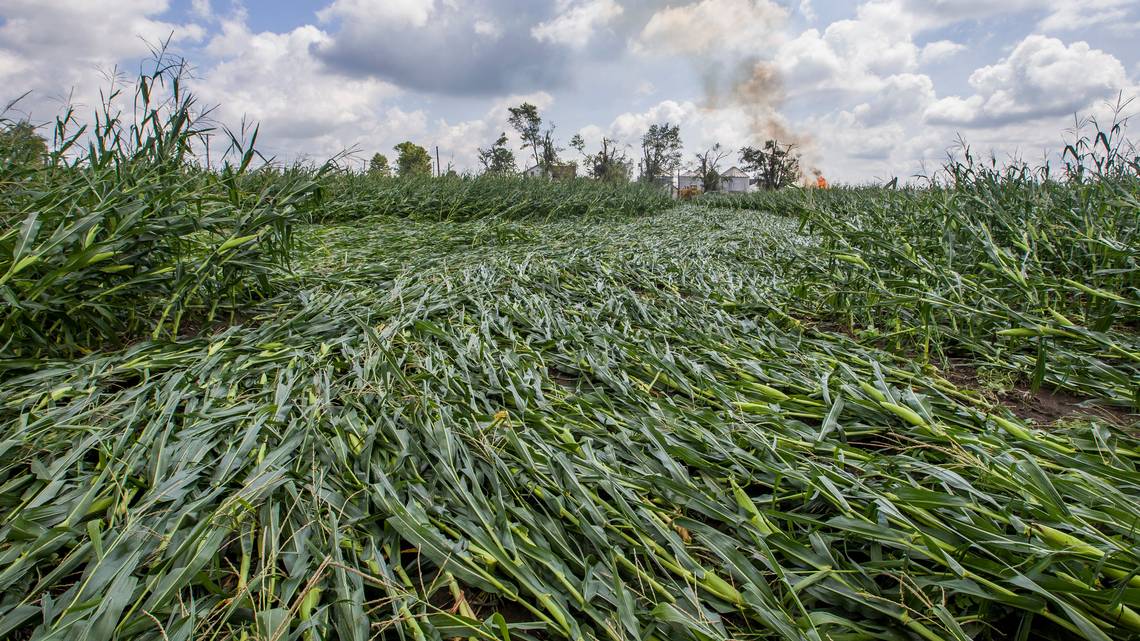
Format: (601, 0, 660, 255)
(944, 362, 1135, 427)
(547, 366, 582, 391)
(999, 387, 1133, 426)
(940, 359, 981, 389)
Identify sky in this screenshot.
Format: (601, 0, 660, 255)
(1, 0, 1138, 183)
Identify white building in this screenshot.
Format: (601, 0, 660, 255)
(523, 164, 577, 180)
(721, 167, 751, 193)
(678, 174, 702, 191)
(677, 167, 751, 193)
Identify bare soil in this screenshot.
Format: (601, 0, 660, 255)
(943, 362, 1136, 428)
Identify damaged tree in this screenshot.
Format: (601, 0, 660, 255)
(740, 139, 801, 190)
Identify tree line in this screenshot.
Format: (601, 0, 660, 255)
(3, 105, 801, 190)
(369, 102, 803, 190)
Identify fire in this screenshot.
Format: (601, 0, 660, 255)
(816, 175, 829, 189)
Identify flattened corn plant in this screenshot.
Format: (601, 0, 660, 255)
(1, 205, 1137, 641)
(703, 121, 1139, 409)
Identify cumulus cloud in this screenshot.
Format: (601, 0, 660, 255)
(1037, 0, 1138, 32)
(473, 19, 503, 39)
(196, 17, 402, 158)
(920, 40, 966, 64)
(313, 1, 576, 96)
(852, 74, 936, 126)
(197, 21, 559, 174)
(841, 0, 1037, 35)
(633, 0, 788, 57)
(191, 0, 212, 19)
(925, 35, 1129, 126)
(430, 90, 555, 171)
(871, 0, 1139, 36)
(531, 0, 623, 49)
(2, 0, 1136, 184)
(0, 0, 204, 114)
(316, 0, 436, 28)
(600, 96, 801, 172)
(608, 100, 697, 143)
(798, 0, 817, 22)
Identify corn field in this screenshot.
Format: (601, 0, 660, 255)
(1, 69, 1138, 641)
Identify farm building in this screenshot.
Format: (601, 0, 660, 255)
(523, 163, 578, 180)
(677, 174, 702, 191)
(721, 167, 750, 193)
(677, 167, 751, 193)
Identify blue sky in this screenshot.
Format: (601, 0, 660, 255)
(2, 0, 1138, 182)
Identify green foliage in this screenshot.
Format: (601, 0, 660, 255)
(0, 57, 321, 358)
(367, 152, 390, 176)
(0, 120, 48, 169)
(393, 140, 432, 177)
(706, 120, 1139, 406)
(507, 102, 543, 171)
(571, 134, 630, 183)
(508, 102, 561, 174)
(1, 202, 1137, 641)
(639, 122, 682, 182)
(312, 173, 670, 222)
(694, 143, 729, 192)
(477, 132, 516, 175)
(740, 139, 801, 189)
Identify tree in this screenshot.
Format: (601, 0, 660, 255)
(0, 120, 48, 168)
(508, 102, 561, 175)
(740, 140, 801, 190)
(478, 132, 516, 174)
(539, 126, 562, 172)
(694, 144, 731, 192)
(570, 133, 630, 183)
(507, 103, 543, 172)
(368, 153, 390, 177)
(639, 123, 682, 182)
(393, 141, 432, 177)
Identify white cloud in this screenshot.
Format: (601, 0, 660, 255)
(633, 0, 788, 57)
(775, 21, 918, 94)
(601, 97, 801, 173)
(191, 0, 212, 19)
(531, 0, 623, 49)
(316, 0, 435, 28)
(2, 0, 1136, 184)
(885, 0, 1039, 31)
(473, 19, 503, 39)
(1038, 0, 1136, 32)
(798, 0, 817, 22)
(852, 73, 935, 126)
(196, 17, 403, 159)
(608, 100, 697, 143)
(425, 90, 556, 172)
(0, 0, 205, 122)
(920, 40, 966, 64)
(925, 35, 1129, 126)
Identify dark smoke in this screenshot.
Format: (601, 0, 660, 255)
(702, 59, 821, 182)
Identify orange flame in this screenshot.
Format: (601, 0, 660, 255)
(816, 175, 828, 189)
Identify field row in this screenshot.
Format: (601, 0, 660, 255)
(2, 207, 1137, 640)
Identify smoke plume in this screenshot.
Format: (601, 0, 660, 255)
(702, 59, 821, 181)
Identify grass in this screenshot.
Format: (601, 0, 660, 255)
(0, 66, 1138, 641)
